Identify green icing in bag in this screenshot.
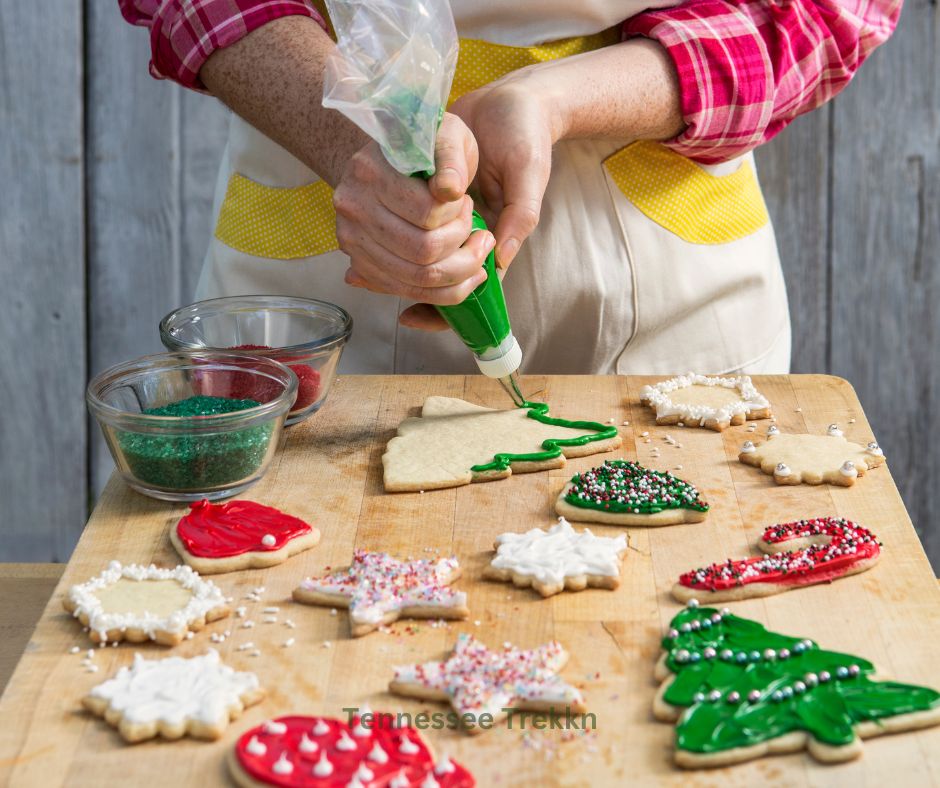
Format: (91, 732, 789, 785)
(659, 605, 940, 758)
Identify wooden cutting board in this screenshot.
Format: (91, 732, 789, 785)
(2, 375, 939, 787)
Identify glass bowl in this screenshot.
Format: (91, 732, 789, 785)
(87, 351, 297, 502)
(159, 295, 352, 425)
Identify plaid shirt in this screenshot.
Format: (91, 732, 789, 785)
(119, 0, 900, 163)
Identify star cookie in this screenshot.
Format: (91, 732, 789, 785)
(556, 460, 709, 526)
(483, 517, 627, 597)
(228, 713, 475, 787)
(292, 551, 469, 636)
(63, 561, 230, 645)
(389, 633, 586, 735)
(170, 499, 321, 575)
(672, 517, 882, 604)
(640, 373, 772, 431)
(382, 396, 621, 492)
(739, 429, 886, 486)
(83, 649, 263, 742)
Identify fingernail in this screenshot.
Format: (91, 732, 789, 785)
(496, 238, 519, 269)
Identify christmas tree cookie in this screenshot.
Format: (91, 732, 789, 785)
(672, 517, 882, 603)
(654, 603, 940, 767)
(556, 460, 709, 526)
(382, 396, 621, 492)
(640, 373, 772, 431)
(739, 429, 886, 486)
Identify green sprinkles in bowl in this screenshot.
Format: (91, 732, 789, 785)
(564, 460, 709, 515)
(117, 396, 273, 491)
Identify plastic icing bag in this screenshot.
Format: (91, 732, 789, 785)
(322, 0, 458, 177)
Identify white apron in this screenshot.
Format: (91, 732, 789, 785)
(196, 2, 791, 376)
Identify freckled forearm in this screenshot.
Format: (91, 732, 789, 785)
(199, 16, 367, 187)
(524, 39, 685, 145)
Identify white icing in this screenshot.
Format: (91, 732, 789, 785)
(740, 441, 756, 454)
(392, 634, 583, 720)
(336, 731, 357, 751)
(774, 463, 792, 477)
(272, 753, 293, 775)
(639, 373, 770, 426)
(420, 775, 440, 788)
(355, 764, 374, 781)
(246, 736, 266, 756)
(827, 424, 844, 437)
(390, 770, 410, 788)
(841, 461, 859, 478)
(66, 561, 226, 641)
(489, 518, 626, 587)
(313, 752, 333, 777)
(313, 719, 330, 736)
(352, 704, 371, 737)
(261, 534, 276, 547)
(299, 552, 466, 626)
(263, 720, 287, 735)
(767, 425, 780, 437)
(87, 649, 259, 726)
(398, 735, 420, 755)
(299, 732, 318, 753)
(346, 779, 364, 788)
(368, 742, 389, 763)
(867, 442, 884, 457)
(434, 756, 456, 775)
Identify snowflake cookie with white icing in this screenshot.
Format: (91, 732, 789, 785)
(83, 649, 264, 742)
(292, 551, 469, 637)
(227, 713, 475, 787)
(483, 517, 627, 597)
(738, 429, 886, 486)
(63, 561, 230, 645)
(390, 634, 586, 735)
(640, 373, 772, 431)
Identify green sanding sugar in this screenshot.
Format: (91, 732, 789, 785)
(116, 396, 273, 491)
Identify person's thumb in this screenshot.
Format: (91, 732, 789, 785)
(492, 165, 546, 270)
(429, 113, 479, 203)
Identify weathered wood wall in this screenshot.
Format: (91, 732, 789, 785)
(2, 6, 938, 565)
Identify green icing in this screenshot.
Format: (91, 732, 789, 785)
(469, 402, 619, 473)
(661, 606, 940, 755)
(564, 460, 708, 514)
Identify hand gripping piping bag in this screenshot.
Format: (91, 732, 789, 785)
(322, 0, 526, 405)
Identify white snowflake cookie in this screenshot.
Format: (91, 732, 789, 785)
(640, 373, 772, 431)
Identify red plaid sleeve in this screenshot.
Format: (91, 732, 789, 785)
(118, 0, 327, 91)
(624, 0, 901, 163)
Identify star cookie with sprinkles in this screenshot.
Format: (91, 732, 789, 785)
(484, 517, 628, 597)
(640, 373, 772, 431)
(389, 633, 587, 735)
(228, 713, 475, 787)
(555, 460, 709, 526)
(739, 429, 886, 486)
(292, 551, 469, 636)
(672, 517, 882, 603)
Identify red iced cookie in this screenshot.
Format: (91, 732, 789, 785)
(231, 345, 321, 411)
(170, 499, 320, 575)
(228, 714, 475, 788)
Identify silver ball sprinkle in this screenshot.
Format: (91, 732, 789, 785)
(848, 664, 861, 677)
(747, 690, 761, 703)
(707, 690, 722, 702)
(667, 629, 679, 639)
(690, 620, 701, 631)
(711, 613, 722, 624)
(687, 598, 700, 608)
(720, 608, 731, 617)
(749, 650, 761, 662)
(804, 673, 819, 687)
(793, 681, 807, 694)
(819, 671, 831, 683)
(703, 647, 717, 660)
(680, 623, 692, 633)
(763, 648, 777, 661)
(727, 691, 741, 704)
(675, 649, 690, 663)
(778, 648, 790, 660)
(693, 692, 705, 703)
(720, 649, 734, 661)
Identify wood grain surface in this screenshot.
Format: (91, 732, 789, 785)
(1, 374, 939, 787)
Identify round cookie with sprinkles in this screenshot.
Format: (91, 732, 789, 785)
(555, 460, 709, 526)
(672, 517, 882, 603)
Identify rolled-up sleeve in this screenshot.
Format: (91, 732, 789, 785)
(118, 0, 327, 91)
(624, 0, 902, 163)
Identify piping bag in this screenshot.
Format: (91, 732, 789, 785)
(322, 0, 526, 406)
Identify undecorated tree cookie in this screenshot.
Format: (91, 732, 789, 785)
(382, 396, 621, 492)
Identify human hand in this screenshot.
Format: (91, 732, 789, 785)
(449, 74, 557, 270)
(334, 113, 493, 327)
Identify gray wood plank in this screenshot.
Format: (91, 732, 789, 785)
(829, 10, 940, 566)
(86, 5, 183, 495)
(755, 109, 831, 373)
(0, 2, 87, 561)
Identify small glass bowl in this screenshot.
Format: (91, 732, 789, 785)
(159, 296, 353, 425)
(87, 351, 297, 502)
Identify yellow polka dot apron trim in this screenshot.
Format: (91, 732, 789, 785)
(604, 141, 770, 245)
(214, 173, 337, 260)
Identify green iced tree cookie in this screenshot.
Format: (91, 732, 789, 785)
(656, 603, 940, 766)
